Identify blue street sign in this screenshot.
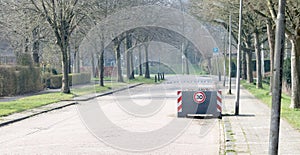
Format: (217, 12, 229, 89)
(213, 48, 219, 53)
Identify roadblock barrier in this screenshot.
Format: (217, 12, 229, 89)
(217, 90, 222, 113)
(177, 90, 222, 119)
(177, 91, 182, 112)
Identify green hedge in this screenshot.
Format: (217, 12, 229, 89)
(0, 66, 43, 96)
(48, 73, 91, 89)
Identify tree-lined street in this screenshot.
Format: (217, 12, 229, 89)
(0, 75, 221, 154)
(1, 76, 300, 154)
(0, 0, 299, 154)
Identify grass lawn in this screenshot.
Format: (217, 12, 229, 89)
(72, 82, 127, 96)
(241, 80, 300, 131)
(0, 93, 74, 117)
(93, 75, 164, 84)
(0, 75, 162, 118)
(0, 82, 127, 117)
(127, 75, 163, 84)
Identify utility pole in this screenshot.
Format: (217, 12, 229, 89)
(235, 0, 243, 115)
(228, 12, 232, 94)
(269, 0, 286, 154)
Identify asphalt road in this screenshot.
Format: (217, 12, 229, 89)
(0, 75, 222, 154)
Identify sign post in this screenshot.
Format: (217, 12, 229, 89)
(213, 48, 221, 81)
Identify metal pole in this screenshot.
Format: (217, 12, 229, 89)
(269, 0, 286, 154)
(235, 0, 243, 115)
(228, 13, 232, 94)
(223, 25, 228, 87)
(217, 55, 221, 81)
(182, 43, 184, 75)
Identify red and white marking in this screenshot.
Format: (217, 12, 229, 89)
(217, 90, 222, 113)
(177, 91, 182, 112)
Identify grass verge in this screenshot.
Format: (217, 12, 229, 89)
(93, 75, 164, 85)
(72, 82, 127, 96)
(0, 75, 160, 118)
(0, 93, 73, 117)
(241, 80, 300, 131)
(0, 82, 127, 117)
(127, 75, 163, 84)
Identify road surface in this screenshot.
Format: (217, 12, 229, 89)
(0, 75, 222, 154)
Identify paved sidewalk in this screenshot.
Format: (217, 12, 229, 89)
(222, 85, 300, 154)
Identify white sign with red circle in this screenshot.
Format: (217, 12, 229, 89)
(193, 91, 206, 104)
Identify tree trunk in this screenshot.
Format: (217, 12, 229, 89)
(182, 40, 190, 75)
(61, 21, 70, 94)
(114, 38, 123, 82)
(139, 46, 143, 76)
(267, 19, 275, 94)
(32, 26, 40, 64)
(99, 40, 105, 86)
(130, 51, 135, 79)
(68, 45, 72, 74)
(24, 37, 29, 53)
(126, 50, 131, 79)
(290, 38, 300, 108)
(242, 50, 247, 80)
(98, 45, 104, 87)
(73, 51, 77, 73)
(126, 34, 133, 79)
(207, 58, 212, 74)
(61, 45, 70, 93)
(76, 45, 80, 73)
(91, 53, 96, 78)
(144, 43, 150, 79)
(98, 54, 104, 86)
(246, 50, 253, 83)
(73, 45, 80, 73)
(254, 31, 263, 88)
(185, 57, 190, 75)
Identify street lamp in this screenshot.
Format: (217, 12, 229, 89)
(235, 0, 243, 115)
(228, 12, 232, 94)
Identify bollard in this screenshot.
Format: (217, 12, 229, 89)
(158, 73, 161, 81)
(162, 72, 165, 80)
(155, 75, 157, 83)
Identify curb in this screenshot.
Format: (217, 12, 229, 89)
(220, 88, 237, 154)
(223, 117, 236, 155)
(72, 83, 143, 101)
(0, 83, 143, 128)
(0, 102, 77, 128)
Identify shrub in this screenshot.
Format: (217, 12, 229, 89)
(48, 73, 91, 89)
(0, 66, 43, 96)
(71, 73, 91, 85)
(17, 53, 33, 66)
(49, 75, 63, 89)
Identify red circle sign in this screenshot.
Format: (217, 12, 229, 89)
(193, 91, 206, 104)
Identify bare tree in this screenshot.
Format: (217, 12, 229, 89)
(28, 0, 87, 93)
